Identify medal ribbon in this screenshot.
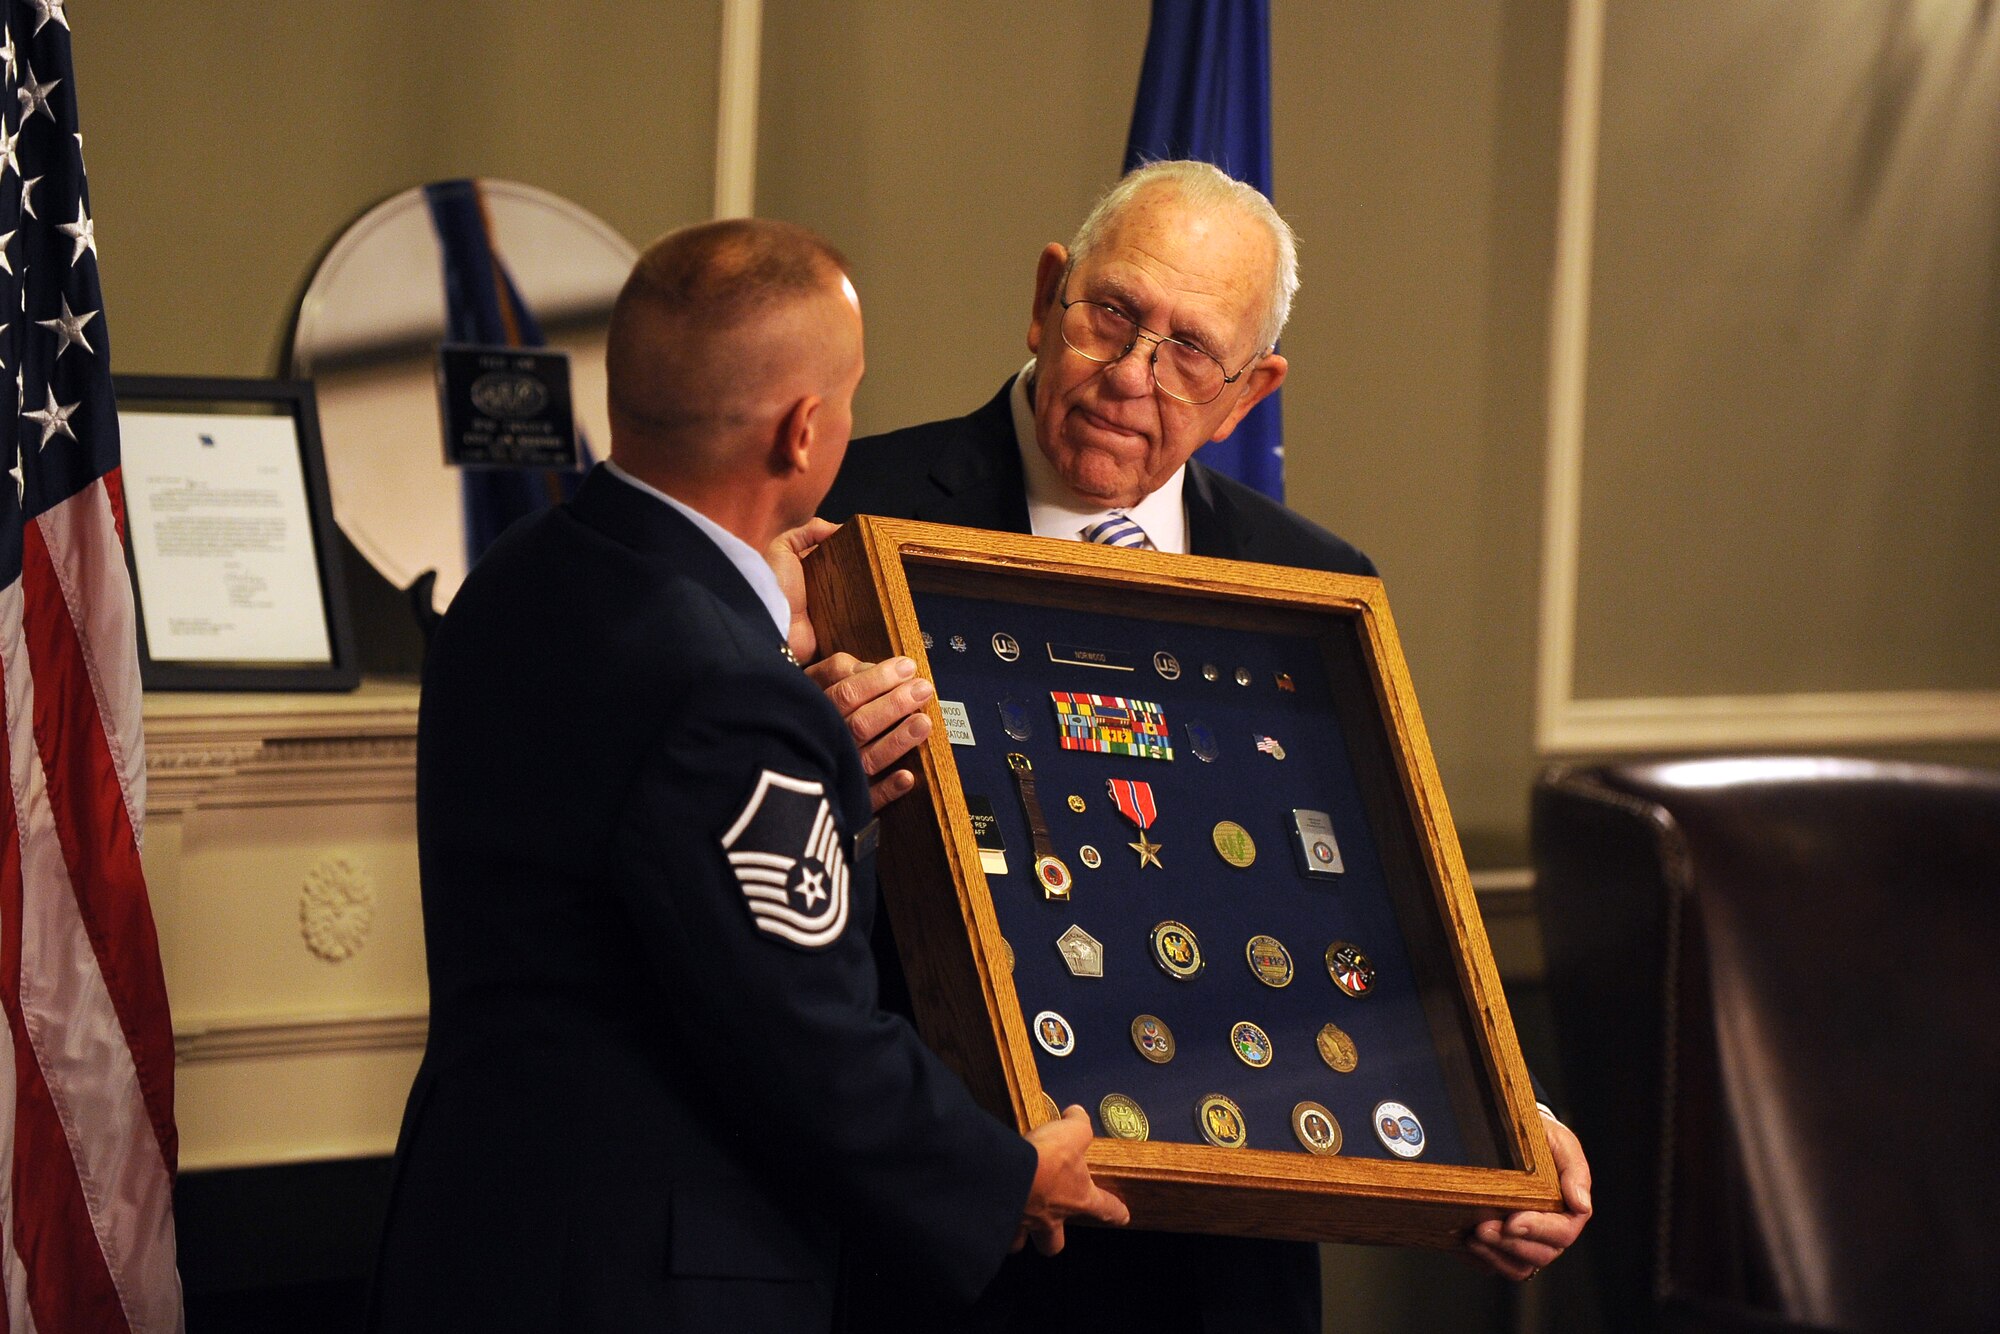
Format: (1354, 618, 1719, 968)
(1107, 778, 1157, 829)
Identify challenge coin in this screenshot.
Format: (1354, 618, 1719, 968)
(1212, 821, 1257, 868)
(1033, 1010, 1076, 1057)
(992, 632, 1021, 661)
(1230, 1020, 1273, 1068)
(1067, 794, 1086, 813)
(1196, 1093, 1248, 1148)
(1079, 844, 1102, 870)
(1153, 651, 1181, 680)
(1233, 666, 1252, 686)
(1292, 1101, 1342, 1155)
(1201, 663, 1220, 682)
(1056, 924, 1104, 978)
(949, 635, 968, 652)
(1316, 1022, 1359, 1073)
(1325, 941, 1377, 997)
(1130, 1014, 1176, 1064)
(1099, 1093, 1150, 1141)
(1150, 921, 1204, 980)
(995, 937, 1015, 972)
(1033, 1091, 1060, 1124)
(1245, 934, 1295, 988)
(1373, 1100, 1425, 1158)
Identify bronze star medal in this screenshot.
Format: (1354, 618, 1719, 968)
(1107, 777, 1163, 869)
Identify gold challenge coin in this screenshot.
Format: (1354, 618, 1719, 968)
(1099, 1093, 1150, 1141)
(1315, 1022, 1359, 1073)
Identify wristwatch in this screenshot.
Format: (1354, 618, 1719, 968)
(1007, 752, 1072, 900)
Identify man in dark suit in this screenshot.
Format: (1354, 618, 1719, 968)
(820, 161, 1592, 1332)
(369, 219, 1127, 1333)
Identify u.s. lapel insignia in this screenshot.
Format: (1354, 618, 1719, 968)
(721, 770, 851, 950)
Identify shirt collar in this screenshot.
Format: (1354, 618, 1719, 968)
(601, 458, 792, 642)
(1009, 360, 1189, 555)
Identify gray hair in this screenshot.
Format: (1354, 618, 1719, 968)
(1066, 160, 1299, 352)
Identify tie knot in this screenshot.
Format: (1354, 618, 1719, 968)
(1080, 513, 1153, 550)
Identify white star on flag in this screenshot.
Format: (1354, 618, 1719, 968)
(56, 200, 90, 264)
(0, 124, 19, 179)
(14, 59, 57, 124)
(21, 172, 40, 217)
(28, 0, 68, 37)
(23, 383, 77, 448)
(35, 292, 93, 358)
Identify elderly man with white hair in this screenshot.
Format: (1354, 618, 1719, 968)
(816, 160, 1593, 1333)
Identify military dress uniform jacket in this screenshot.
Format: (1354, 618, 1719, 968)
(368, 465, 1037, 1333)
(818, 379, 1372, 1334)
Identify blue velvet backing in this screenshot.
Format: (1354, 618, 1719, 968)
(914, 589, 1483, 1165)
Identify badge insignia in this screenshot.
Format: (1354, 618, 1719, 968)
(920, 631, 934, 650)
(965, 794, 1007, 875)
(1067, 794, 1086, 813)
(1150, 920, 1204, 980)
(1275, 672, 1297, 693)
(997, 696, 1034, 741)
(1316, 1022, 1359, 1073)
(1196, 1093, 1248, 1148)
(721, 770, 852, 950)
(1326, 941, 1377, 998)
(1184, 720, 1219, 762)
(1373, 1100, 1425, 1158)
(1130, 1014, 1176, 1063)
(1099, 1093, 1150, 1141)
(940, 699, 976, 746)
(1212, 820, 1256, 868)
(1201, 663, 1220, 682)
(1230, 1020, 1273, 1068)
(1153, 650, 1181, 680)
(1057, 924, 1105, 977)
(1051, 692, 1173, 760)
(1245, 934, 1294, 988)
(1079, 844, 1102, 869)
(1292, 1101, 1342, 1155)
(1033, 1010, 1076, 1057)
(1291, 809, 1346, 876)
(992, 632, 1021, 661)
(1254, 734, 1286, 760)
(949, 634, 967, 652)
(1233, 667, 1252, 686)
(1108, 778, 1164, 868)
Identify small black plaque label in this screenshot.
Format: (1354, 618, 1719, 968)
(436, 344, 579, 469)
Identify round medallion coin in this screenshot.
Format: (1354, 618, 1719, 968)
(1233, 666, 1252, 686)
(1292, 1101, 1343, 1155)
(1149, 921, 1205, 980)
(1212, 820, 1257, 868)
(1230, 1020, 1273, 1068)
(1245, 934, 1295, 988)
(1130, 1013, 1177, 1064)
(1316, 1022, 1359, 1073)
(1325, 941, 1377, 997)
(1373, 1100, 1425, 1158)
(1153, 650, 1181, 680)
(1196, 1093, 1249, 1148)
(1033, 1091, 1060, 1124)
(1079, 844, 1102, 869)
(1099, 1093, 1150, 1141)
(1032, 1010, 1076, 1057)
(992, 632, 1021, 661)
(949, 635, 968, 652)
(996, 937, 1016, 972)
(1067, 794, 1086, 813)
(1201, 663, 1220, 682)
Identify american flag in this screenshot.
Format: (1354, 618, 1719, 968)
(0, 5, 182, 1332)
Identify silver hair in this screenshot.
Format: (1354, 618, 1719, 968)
(1065, 159, 1299, 353)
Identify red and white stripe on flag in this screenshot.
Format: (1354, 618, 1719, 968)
(0, 3, 184, 1330)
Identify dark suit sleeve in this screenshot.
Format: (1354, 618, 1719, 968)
(609, 664, 1037, 1304)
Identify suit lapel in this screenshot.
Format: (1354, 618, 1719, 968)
(1184, 461, 1246, 561)
(912, 379, 1033, 534)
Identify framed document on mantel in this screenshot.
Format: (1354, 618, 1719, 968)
(114, 375, 359, 692)
(805, 517, 1558, 1246)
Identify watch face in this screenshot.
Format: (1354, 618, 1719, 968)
(1034, 855, 1073, 900)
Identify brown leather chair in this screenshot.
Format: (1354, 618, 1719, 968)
(1532, 758, 2000, 1334)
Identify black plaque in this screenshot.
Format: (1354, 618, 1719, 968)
(436, 344, 579, 469)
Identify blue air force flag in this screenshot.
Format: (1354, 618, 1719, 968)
(722, 771, 852, 950)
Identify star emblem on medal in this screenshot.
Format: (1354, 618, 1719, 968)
(721, 771, 852, 950)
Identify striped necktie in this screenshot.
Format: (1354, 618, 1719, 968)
(1080, 512, 1155, 550)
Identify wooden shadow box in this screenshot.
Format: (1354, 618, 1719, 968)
(806, 518, 1558, 1246)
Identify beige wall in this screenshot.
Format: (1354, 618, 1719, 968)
(76, 0, 2000, 863)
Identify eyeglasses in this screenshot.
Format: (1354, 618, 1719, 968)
(1056, 284, 1260, 406)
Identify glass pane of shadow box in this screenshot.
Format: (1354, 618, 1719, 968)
(805, 518, 1559, 1245)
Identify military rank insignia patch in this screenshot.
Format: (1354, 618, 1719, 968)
(721, 770, 852, 950)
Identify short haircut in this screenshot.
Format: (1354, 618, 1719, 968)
(1066, 160, 1299, 352)
(606, 219, 850, 466)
